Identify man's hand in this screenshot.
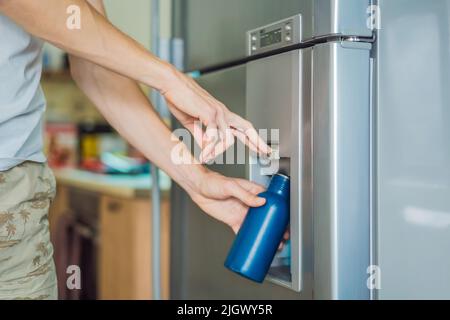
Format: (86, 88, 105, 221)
(189, 170, 289, 249)
(187, 171, 266, 233)
(163, 71, 272, 163)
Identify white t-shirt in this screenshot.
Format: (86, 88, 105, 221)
(0, 14, 47, 171)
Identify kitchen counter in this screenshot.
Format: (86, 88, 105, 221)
(49, 168, 172, 299)
(53, 168, 171, 199)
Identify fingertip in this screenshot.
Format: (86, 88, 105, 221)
(199, 152, 207, 163)
(256, 196, 266, 206)
(243, 195, 265, 208)
(200, 143, 216, 163)
(261, 144, 272, 157)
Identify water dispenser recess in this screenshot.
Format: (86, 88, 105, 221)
(245, 14, 311, 292)
(224, 174, 291, 283)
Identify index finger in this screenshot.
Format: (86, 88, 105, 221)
(235, 178, 266, 195)
(228, 114, 272, 156)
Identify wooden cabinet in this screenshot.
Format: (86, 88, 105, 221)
(99, 195, 170, 300)
(49, 179, 170, 300)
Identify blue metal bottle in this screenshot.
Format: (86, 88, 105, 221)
(224, 174, 290, 283)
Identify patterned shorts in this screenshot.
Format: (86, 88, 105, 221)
(0, 161, 57, 300)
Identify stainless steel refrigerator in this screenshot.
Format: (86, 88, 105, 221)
(169, 0, 450, 299)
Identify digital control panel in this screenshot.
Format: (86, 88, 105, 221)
(247, 14, 301, 56)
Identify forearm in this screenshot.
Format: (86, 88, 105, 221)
(0, 0, 176, 92)
(70, 57, 206, 195)
(48, 0, 203, 196)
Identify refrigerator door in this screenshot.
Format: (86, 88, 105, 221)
(314, 0, 372, 38)
(376, 0, 450, 299)
(312, 41, 372, 299)
(170, 65, 312, 299)
(246, 48, 313, 292)
(174, 0, 371, 71)
(174, 0, 311, 71)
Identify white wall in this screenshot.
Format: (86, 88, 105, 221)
(43, 1, 171, 70)
(104, 0, 153, 50)
(160, 0, 172, 39)
(104, 0, 173, 49)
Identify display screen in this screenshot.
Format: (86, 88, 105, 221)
(260, 28, 282, 48)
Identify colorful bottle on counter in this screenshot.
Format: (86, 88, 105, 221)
(224, 173, 290, 283)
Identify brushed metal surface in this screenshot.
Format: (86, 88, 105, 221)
(175, 0, 372, 71)
(376, 0, 450, 299)
(181, 0, 311, 70)
(314, 0, 371, 38)
(246, 48, 313, 293)
(313, 41, 371, 299)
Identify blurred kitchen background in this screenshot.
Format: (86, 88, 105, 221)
(45, 0, 173, 300)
